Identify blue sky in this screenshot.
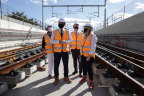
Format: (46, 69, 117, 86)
(1, 0, 144, 30)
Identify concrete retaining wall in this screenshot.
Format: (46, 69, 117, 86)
(95, 12, 144, 35)
(94, 12, 144, 52)
(0, 15, 46, 33)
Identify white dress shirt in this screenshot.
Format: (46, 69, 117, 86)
(50, 29, 72, 44)
(89, 34, 98, 55)
(74, 31, 78, 36)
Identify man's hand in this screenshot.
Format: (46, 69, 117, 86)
(86, 56, 91, 61)
(59, 40, 63, 44)
(62, 40, 67, 43)
(59, 40, 67, 44)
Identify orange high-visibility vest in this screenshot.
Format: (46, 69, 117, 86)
(53, 29, 69, 52)
(70, 32, 83, 50)
(44, 34, 53, 54)
(81, 34, 95, 57)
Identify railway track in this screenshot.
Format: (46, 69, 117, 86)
(1, 42, 144, 96)
(93, 42, 144, 96)
(0, 44, 46, 95)
(98, 42, 144, 61)
(0, 44, 47, 95)
(0, 44, 41, 59)
(0, 44, 45, 74)
(0, 44, 42, 65)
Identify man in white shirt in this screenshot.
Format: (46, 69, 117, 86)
(50, 18, 72, 85)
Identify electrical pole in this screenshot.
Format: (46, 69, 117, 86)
(123, 5, 125, 20)
(103, 0, 107, 28)
(42, 0, 44, 29)
(0, 0, 2, 19)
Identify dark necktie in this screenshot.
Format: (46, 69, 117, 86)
(60, 29, 63, 37)
(75, 31, 77, 36)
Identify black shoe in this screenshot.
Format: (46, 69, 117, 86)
(72, 71, 78, 75)
(48, 75, 52, 79)
(79, 73, 83, 78)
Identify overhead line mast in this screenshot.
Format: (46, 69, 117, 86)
(41, 0, 107, 28)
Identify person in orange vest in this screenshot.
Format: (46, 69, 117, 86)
(79, 23, 97, 90)
(50, 18, 72, 85)
(42, 25, 54, 78)
(70, 23, 83, 77)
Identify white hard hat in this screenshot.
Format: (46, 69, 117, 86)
(47, 24, 52, 27)
(58, 18, 65, 23)
(73, 23, 79, 27)
(73, 23, 79, 26)
(45, 24, 52, 30)
(83, 23, 93, 29)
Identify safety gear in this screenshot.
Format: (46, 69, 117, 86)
(44, 34, 53, 54)
(47, 32, 52, 37)
(73, 23, 79, 27)
(79, 76, 87, 84)
(58, 23, 65, 28)
(84, 28, 88, 33)
(58, 18, 65, 23)
(74, 26, 79, 29)
(47, 24, 52, 27)
(64, 77, 72, 84)
(70, 32, 83, 49)
(83, 23, 93, 30)
(53, 77, 60, 85)
(48, 27, 53, 32)
(46, 24, 52, 30)
(53, 29, 69, 52)
(81, 34, 95, 57)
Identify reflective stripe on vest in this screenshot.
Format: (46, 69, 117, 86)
(44, 34, 53, 54)
(53, 29, 69, 52)
(70, 32, 83, 49)
(82, 51, 89, 53)
(46, 44, 52, 45)
(45, 49, 53, 51)
(71, 45, 82, 47)
(72, 40, 81, 42)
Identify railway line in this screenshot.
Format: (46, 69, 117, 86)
(0, 44, 45, 74)
(0, 43, 144, 96)
(0, 44, 46, 95)
(93, 42, 144, 96)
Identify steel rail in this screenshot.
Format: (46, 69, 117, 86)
(98, 42, 144, 61)
(98, 45, 144, 67)
(95, 54, 144, 96)
(0, 44, 40, 59)
(97, 46, 144, 77)
(0, 52, 45, 74)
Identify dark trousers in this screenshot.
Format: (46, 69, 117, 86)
(54, 52, 69, 78)
(81, 55, 94, 80)
(71, 49, 83, 73)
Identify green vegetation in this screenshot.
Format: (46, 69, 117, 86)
(8, 11, 42, 26)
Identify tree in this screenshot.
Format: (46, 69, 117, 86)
(7, 11, 42, 26)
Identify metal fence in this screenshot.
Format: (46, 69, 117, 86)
(96, 0, 144, 30)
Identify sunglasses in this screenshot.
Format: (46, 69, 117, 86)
(74, 26, 79, 29)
